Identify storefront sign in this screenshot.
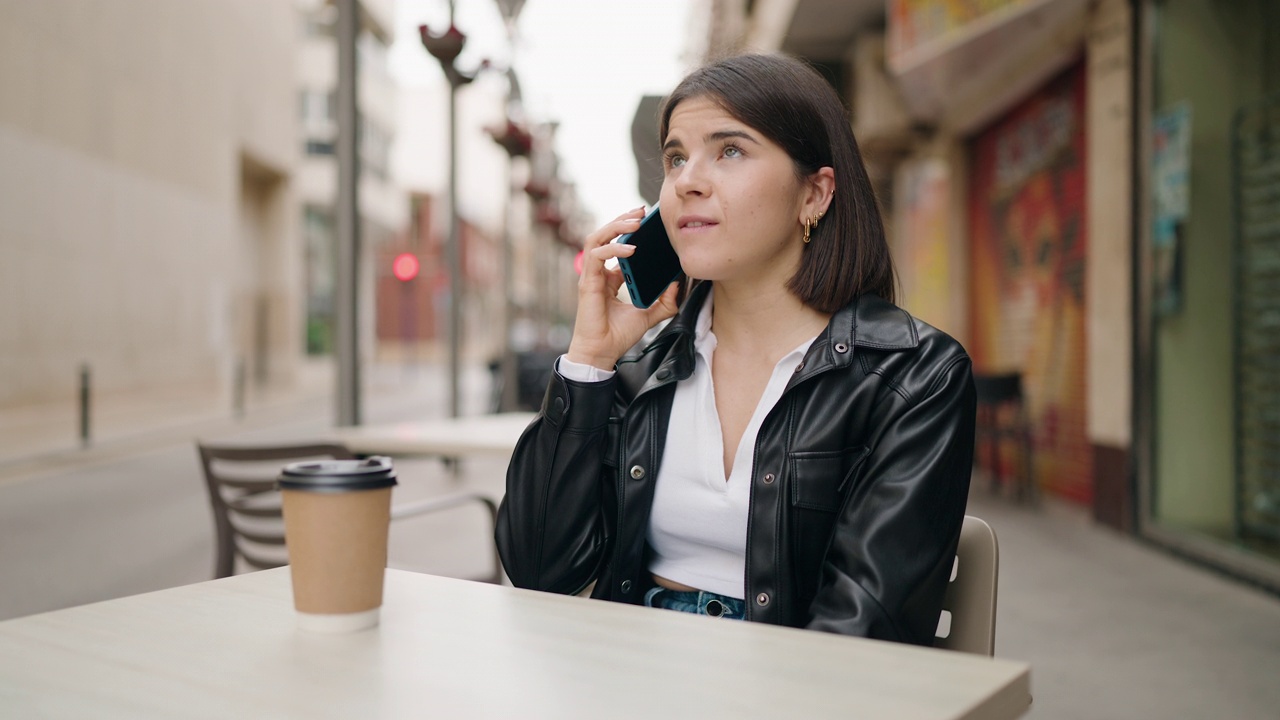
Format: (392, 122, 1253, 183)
(888, 0, 1031, 63)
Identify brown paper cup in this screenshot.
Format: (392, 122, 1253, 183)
(278, 457, 397, 633)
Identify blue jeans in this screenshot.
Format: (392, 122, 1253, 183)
(643, 586, 746, 620)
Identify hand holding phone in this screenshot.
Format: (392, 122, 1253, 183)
(615, 203, 682, 309)
(565, 206, 681, 371)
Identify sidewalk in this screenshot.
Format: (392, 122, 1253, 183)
(965, 491, 1280, 719)
(0, 358, 495, 486)
(0, 359, 334, 478)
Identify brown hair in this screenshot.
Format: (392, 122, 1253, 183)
(659, 53, 895, 311)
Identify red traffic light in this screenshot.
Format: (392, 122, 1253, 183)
(392, 253, 420, 282)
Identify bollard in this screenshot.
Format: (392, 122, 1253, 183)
(78, 365, 91, 448)
(233, 358, 246, 419)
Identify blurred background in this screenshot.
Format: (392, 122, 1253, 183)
(2, 0, 1280, 717)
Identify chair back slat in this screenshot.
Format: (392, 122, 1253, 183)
(224, 503, 281, 518)
(231, 527, 287, 546)
(196, 441, 505, 585)
(197, 442, 355, 578)
(217, 478, 278, 492)
(935, 515, 999, 656)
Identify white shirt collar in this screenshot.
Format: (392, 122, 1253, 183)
(693, 287, 817, 367)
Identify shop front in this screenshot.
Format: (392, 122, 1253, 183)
(885, 0, 1129, 513)
(1137, 0, 1280, 591)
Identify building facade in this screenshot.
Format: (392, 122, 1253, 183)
(0, 0, 301, 410)
(295, 0, 406, 358)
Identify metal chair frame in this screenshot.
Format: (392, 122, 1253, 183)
(973, 372, 1036, 503)
(196, 442, 501, 584)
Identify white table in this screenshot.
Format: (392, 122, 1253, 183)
(327, 412, 536, 459)
(0, 568, 1031, 719)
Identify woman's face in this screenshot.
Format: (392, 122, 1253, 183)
(659, 96, 809, 288)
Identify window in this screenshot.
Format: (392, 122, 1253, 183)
(299, 90, 334, 124)
(306, 140, 335, 156)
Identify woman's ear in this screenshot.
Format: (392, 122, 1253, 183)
(803, 167, 836, 219)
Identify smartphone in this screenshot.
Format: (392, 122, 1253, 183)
(616, 204, 682, 309)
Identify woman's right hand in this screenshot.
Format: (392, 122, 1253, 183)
(566, 207, 680, 371)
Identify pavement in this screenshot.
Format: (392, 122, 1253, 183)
(1, 359, 1279, 719)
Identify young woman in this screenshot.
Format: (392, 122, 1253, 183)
(496, 53, 975, 646)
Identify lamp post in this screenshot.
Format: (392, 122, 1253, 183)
(419, 5, 483, 418)
(335, 0, 361, 426)
(486, 79, 530, 411)
(492, 0, 525, 412)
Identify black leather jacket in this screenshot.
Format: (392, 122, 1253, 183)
(497, 283, 976, 645)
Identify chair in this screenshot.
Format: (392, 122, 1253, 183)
(935, 515, 999, 656)
(973, 372, 1036, 503)
(196, 442, 502, 584)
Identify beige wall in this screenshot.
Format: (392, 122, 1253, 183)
(1085, 0, 1133, 447)
(0, 0, 300, 406)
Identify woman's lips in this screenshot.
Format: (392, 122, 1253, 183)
(677, 216, 719, 232)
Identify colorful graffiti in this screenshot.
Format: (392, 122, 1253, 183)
(968, 63, 1091, 504)
(888, 0, 1031, 63)
(895, 157, 956, 336)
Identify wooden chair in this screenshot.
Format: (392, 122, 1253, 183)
(935, 515, 999, 656)
(196, 442, 502, 584)
(973, 372, 1036, 503)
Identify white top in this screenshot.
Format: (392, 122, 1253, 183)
(560, 293, 817, 598)
(0, 568, 1033, 719)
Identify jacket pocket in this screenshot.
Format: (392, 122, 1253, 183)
(786, 445, 871, 605)
(600, 417, 622, 469)
(788, 446, 871, 512)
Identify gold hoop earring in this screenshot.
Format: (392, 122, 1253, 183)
(803, 218, 812, 244)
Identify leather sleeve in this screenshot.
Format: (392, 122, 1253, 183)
(495, 368, 616, 595)
(805, 353, 976, 645)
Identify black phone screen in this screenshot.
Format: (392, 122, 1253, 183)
(617, 206, 682, 309)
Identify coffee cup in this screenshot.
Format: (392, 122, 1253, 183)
(277, 456, 397, 633)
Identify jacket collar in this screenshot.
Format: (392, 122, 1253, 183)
(638, 281, 918, 389)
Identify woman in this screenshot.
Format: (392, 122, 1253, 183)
(496, 53, 975, 646)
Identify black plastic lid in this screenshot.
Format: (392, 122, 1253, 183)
(277, 456, 398, 492)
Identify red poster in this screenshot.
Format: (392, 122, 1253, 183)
(968, 63, 1090, 504)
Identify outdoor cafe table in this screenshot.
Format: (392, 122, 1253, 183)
(325, 411, 536, 460)
(0, 568, 1031, 719)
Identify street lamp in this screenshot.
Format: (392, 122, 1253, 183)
(419, 8, 486, 418)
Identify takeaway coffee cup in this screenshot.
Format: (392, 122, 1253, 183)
(277, 456, 397, 633)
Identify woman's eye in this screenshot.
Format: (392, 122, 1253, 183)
(668, 155, 686, 168)
(723, 145, 742, 158)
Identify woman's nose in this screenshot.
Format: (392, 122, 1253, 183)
(673, 156, 710, 197)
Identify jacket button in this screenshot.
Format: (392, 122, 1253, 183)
(794, 361, 805, 373)
(756, 592, 770, 607)
(762, 473, 775, 484)
(834, 342, 849, 353)
(656, 368, 672, 381)
(621, 580, 632, 593)
(630, 465, 646, 480)
(551, 396, 565, 417)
